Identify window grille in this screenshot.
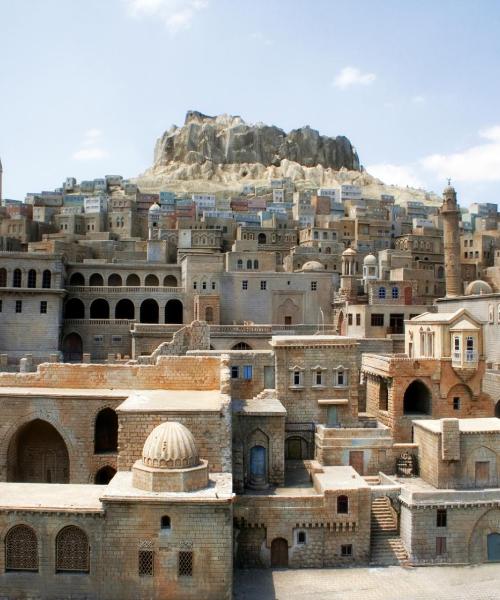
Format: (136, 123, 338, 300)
(56, 526, 89, 573)
(138, 540, 154, 576)
(5, 525, 38, 572)
(178, 551, 193, 577)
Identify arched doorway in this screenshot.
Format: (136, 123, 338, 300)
(94, 465, 116, 485)
(90, 299, 110, 319)
(403, 380, 431, 415)
(258, 233, 267, 245)
(232, 342, 252, 350)
(270, 538, 288, 567)
(249, 445, 267, 488)
(115, 299, 135, 320)
(165, 299, 183, 324)
(64, 298, 85, 319)
(145, 274, 159, 286)
(89, 273, 104, 286)
(163, 275, 177, 286)
(488, 533, 500, 561)
(94, 408, 118, 453)
(62, 333, 83, 362)
(7, 420, 69, 483)
(108, 273, 122, 286)
(140, 299, 159, 323)
(126, 274, 140, 286)
(69, 272, 84, 286)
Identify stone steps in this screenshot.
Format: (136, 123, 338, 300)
(370, 497, 408, 566)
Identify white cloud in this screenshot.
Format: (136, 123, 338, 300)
(412, 95, 426, 104)
(72, 129, 109, 161)
(420, 125, 500, 183)
(366, 163, 423, 188)
(332, 66, 376, 90)
(125, 0, 208, 33)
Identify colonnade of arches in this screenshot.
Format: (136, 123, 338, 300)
(68, 272, 178, 287)
(64, 297, 184, 324)
(0, 267, 52, 288)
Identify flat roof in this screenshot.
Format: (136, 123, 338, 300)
(0, 387, 130, 399)
(116, 390, 224, 413)
(233, 392, 286, 415)
(314, 465, 369, 492)
(271, 335, 358, 346)
(415, 418, 500, 434)
(0, 483, 104, 513)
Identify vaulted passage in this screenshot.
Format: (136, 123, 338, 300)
(165, 299, 183, 324)
(64, 298, 85, 319)
(7, 420, 69, 483)
(94, 465, 116, 485)
(140, 299, 159, 323)
(90, 299, 110, 319)
(403, 380, 431, 415)
(115, 299, 135, 319)
(94, 408, 118, 453)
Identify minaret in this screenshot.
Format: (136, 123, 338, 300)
(441, 180, 463, 297)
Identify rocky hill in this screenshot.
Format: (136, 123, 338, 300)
(135, 111, 440, 206)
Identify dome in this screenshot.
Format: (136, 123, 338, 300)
(363, 253, 377, 265)
(465, 280, 493, 296)
(301, 260, 324, 272)
(149, 202, 161, 213)
(342, 247, 357, 256)
(142, 422, 199, 469)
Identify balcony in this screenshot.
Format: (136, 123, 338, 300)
(66, 286, 185, 294)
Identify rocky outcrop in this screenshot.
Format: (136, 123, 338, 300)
(153, 111, 360, 171)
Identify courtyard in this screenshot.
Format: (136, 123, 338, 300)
(234, 563, 500, 600)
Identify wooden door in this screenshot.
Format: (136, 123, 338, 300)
(404, 287, 412, 305)
(349, 450, 364, 475)
(475, 461, 490, 487)
(327, 406, 338, 427)
(488, 533, 500, 561)
(286, 438, 303, 460)
(271, 538, 288, 567)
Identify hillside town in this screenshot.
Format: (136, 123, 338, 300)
(0, 138, 500, 598)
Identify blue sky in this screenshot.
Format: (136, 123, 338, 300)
(1, 0, 500, 206)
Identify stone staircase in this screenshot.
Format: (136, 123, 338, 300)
(370, 497, 408, 566)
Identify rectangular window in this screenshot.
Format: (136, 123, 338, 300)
(193, 282, 197, 290)
(0, 300, 2, 312)
(371, 314, 384, 327)
(112, 335, 122, 344)
(178, 551, 193, 577)
(40, 301, 47, 314)
(242, 280, 248, 290)
(436, 537, 446, 556)
(337, 370, 346, 386)
(94, 335, 104, 343)
(437, 509, 447, 527)
(15, 300, 22, 313)
(231, 366, 239, 379)
(138, 550, 154, 576)
(356, 314, 361, 326)
(211, 282, 216, 290)
(453, 397, 460, 410)
(311, 281, 317, 291)
(260, 281, 267, 290)
(293, 371, 301, 386)
(348, 314, 353, 325)
(315, 371, 323, 386)
(243, 365, 253, 380)
(341, 544, 353, 557)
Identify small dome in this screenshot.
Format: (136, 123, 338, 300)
(142, 422, 199, 469)
(342, 247, 357, 256)
(465, 280, 493, 296)
(363, 253, 377, 265)
(301, 260, 324, 272)
(149, 202, 161, 213)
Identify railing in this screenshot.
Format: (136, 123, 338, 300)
(452, 350, 478, 363)
(130, 323, 339, 336)
(67, 286, 185, 294)
(64, 319, 135, 326)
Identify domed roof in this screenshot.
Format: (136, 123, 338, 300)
(301, 260, 324, 272)
(363, 253, 377, 265)
(465, 280, 493, 296)
(142, 422, 199, 469)
(342, 247, 357, 256)
(149, 202, 161, 212)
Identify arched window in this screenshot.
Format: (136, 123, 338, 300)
(205, 306, 214, 323)
(42, 270, 51, 289)
(258, 233, 266, 244)
(140, 299, 159, 324)
(163, 275, 177, 287)
(94, 465, 116, 485)
(5, 525, 38, 571)
(12, 268, 22, 287)
(392, 287, 399, 299)
(165, 299, 183, 324)
(247, 260, 252, 269)
(378, 287, 386, 299)
(27, 269, 37, 288)
(161, 516, 171, 530)
(55, 526, 90, 573)
(0, 268, 6, 287)
(108, 273, 122, 286)
(64, 298, 85, 319)
(232, 342, 252, 350)
(90, 299, 110, 319)
(325, 247, 331, 254)
(126, 274, 140, 286)
(89, 273, 104, 286)
(94, 408, 118, 453)
(337, 495, 349, 514)
(237, 259, 243, 270)
(253, 260, 259, 269)
(115, 299, 135, 320)
(69, 272, 84, 286)
(145, 274, 159, 286)
(403, 380, 431, 415)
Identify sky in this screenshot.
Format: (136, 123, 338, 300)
(1, 0, 500, 206)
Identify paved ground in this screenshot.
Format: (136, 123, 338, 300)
(234, 564, 500, 599)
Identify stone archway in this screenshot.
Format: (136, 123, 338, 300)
(62, 332, 83, 362)
(403, 380, 432, 415)
(469, 508, 500, 563)
(270, 538, 288, 567)
(7, 419, 69, 483)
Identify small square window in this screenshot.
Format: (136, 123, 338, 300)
(341, 544, 352, 557)
(297, 531, 306, 545)
(94, 335, 104, 343)
(242, 280, 248, 290)
(243, 365, 253, 380)
(112, 335, 122, 344)
(178, 551, 193, 577)
(311, 281, 317, 291)
(231, 366, 239, 379)
(260, 281, 267, 290)
(40, 301, 47, 314)
(15, 300, 22, 313)
(452, 397, 460, 410)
